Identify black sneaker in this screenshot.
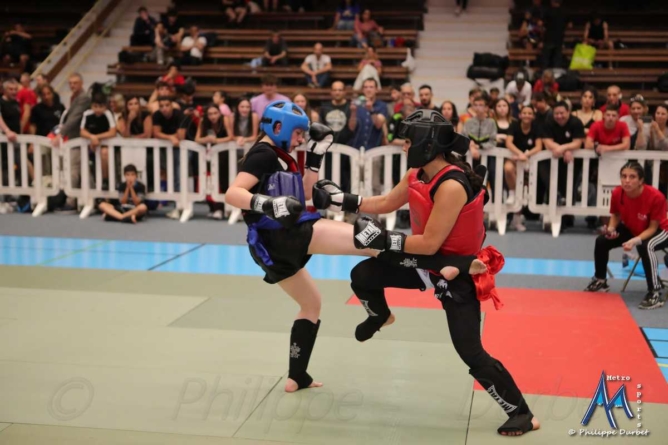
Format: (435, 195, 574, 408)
(584, 277, 610, 292)
(638, 291, 665, 310)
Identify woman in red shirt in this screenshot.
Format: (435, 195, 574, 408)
(585, 161, 668, 309)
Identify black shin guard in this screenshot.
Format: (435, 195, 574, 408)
(351, 283, 391, 342)
(377, 251, 476, 275)
(288, 319, 320, 389)
(469, 359, 532, 418)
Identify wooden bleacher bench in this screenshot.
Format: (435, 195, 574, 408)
(505, 67, 665, 83)
(108, 63, 409, 83)
(121, 46, 407, 64)
(508, 29, 668, 46)
(113, 83, 393, 103)
(509, 9, 668, 28)
(508, 48, 668, 63)
(206, 29, 418, 46)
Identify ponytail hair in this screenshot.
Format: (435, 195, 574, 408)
(444, 152, 484, 193)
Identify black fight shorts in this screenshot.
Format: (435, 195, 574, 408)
(248, 219, 317, 284)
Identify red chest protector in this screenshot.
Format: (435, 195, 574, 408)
(408, 165, 486, 256)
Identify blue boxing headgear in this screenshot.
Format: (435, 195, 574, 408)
(260, 100, 310, 151)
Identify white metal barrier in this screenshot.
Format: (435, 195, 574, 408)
(0, 135, 61, 216)
(207, 141, 251, 225)
(361, 145, 407, 230)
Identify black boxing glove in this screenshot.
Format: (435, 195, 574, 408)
(353, 216, 406, 252)
(312, 179, 362, 213)
(250, 194, 303, 228)
(305, 122, 334, 173)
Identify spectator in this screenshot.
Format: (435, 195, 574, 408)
(29, 84, 64, 137)
(301, 43, 332, 88)
(212, 91, 232, 117)
(585, 104, 630, 155)
(528, 0, 547, 22)
(1, 24, 32, 71)
(80, 93, 117, 183)
(518, 10, 544, 50)
(320, 80, 353, 145)
(505, 105, 544, 229)
(131, 7, 157, 46)
(53, 73, 91, 209)
(223, 0, 249, 25)
(16, 72, 36, 133)
(0, 79, 21, 185)
(180, 26, 207, 65)
(600, 85, 629, 117)
(392, 82, 418, 114)
(541, 101, 585, 208)
(620, 95, 649, 150)
(231, 97, 259, 147)
(455, 0, 468, 16)
(541, 0, 568, 68)
(440, 100, 462, 132)
(533, 69, 559, 104)
(572, 88, 602, 135)
(387, 97, 415, 145)
(262, 31, 288, 67)
(34, 73, 49, 92)
(353, 9, 384, 49)
(332, 0, 360, 31)
(292, 93, 320, 123)
(160, 62, 185, 88)
(386, 84, 401, 116)
(464, 94, 497, 161)
(532, 91, 552, 132)
(162, 10, 185, 49)
(489, 87, 501, 107)
(195, 103, 233, 220)
(584, 12, 614, 51)
(506, 71, 532, 107)
(110, 93, 125, 124)
(153, 23, 171, 65)
(418, 84, 438, 111)
(494, 98, 514, 148)
(250, 74, 289, 116)
(176, 83, 201, 142)
(117, 96, 152, 138)
(648, 104, 668, 151)
(148, 81, 181, 113)
(98, 164, 148, 223)
(353, 46, 383, 91)
(459, 87, 482, 125)
(152, 96, 186, 219)
(348, 77, 387, 150)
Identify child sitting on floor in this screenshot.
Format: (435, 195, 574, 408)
(98, 164, 148, 223)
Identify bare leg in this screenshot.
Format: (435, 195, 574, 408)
(236, 7, 247, 23)
(278, 268, 324, 392)
(98, 202, 123, 220)
(504, 159, 516, 192)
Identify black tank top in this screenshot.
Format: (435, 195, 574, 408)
(496, 121, 511, 148)
(588, 21, 605, 41)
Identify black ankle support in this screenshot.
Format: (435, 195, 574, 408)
(288, 319, 320, 389)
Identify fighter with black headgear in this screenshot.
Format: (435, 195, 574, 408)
(226, 103, 488, 394)
(313, 109, 539, 436)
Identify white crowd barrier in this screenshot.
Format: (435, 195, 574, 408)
(3, 136, 668, 236)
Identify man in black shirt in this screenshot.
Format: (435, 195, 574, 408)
(152, 97, 186, 218)
(320, 81, 353, 193)
(98, 164, 148, 223)
(418, 84, 439, 111)
(80, 93, 117, 184)
(541, 0, 568, 68)
(30, 85, 65, 137)
(541, 101, 585, 211)
(532, 92, 552, 134)
(131, 7, 157, 46)
(0, 79, 24, 190)
(162, 10, 184, 49)
(263, 31, 288, 67)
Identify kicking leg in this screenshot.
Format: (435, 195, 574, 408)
(278, 268, 324, 392)
(309, 218, 485, 278)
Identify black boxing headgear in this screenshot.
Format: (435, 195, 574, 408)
(398, 109, 470, 168)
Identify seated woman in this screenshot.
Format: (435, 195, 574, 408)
(353, 9, 384, 48)
(353, 46, 382, 90)
(584, 162, 668, 310)
(332, 0, 360, 30)
(222, 0, 248, 25)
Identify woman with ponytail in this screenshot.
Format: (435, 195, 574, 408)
(314, 109, 539, 437)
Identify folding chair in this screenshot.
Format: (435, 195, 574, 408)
(621, 249, 668, 292)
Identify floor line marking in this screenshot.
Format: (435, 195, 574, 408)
(36, 240, 111, 266)
(147, 244, 206, 271)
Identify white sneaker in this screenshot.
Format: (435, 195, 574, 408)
(512, 214, 526, 232)
(212, 210, 224, 220)
(0, 202, 8, 214)
(166, 208, 180, 220)
(506, 194, 516, 206)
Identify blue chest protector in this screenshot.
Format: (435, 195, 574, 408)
(247, 171, 321, 266)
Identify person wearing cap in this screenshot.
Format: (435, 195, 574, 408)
(506, 72, 532, 107)
(342, 109, 539, 437)
(226, 101, 480, 394)
(620, 95, 650, 150)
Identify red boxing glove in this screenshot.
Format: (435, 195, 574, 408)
(472, 245, 505, 310)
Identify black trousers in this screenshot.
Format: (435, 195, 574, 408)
(351, 257, 530, 418)
(541, 44, 563, 69)
(595, 225, 668, 291)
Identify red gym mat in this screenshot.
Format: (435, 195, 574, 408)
(348, 288, 668, 403)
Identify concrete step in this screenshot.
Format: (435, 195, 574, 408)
(418, 39, 507, 53)
(421, 28, 509, 38)
(424, 13, 509, 25)
(424, 22, 508, 33)
(426, 6, 509, 15)
(412, 66, 468, 78)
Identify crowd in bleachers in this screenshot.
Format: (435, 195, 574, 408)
(1, 0, 667, 230)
